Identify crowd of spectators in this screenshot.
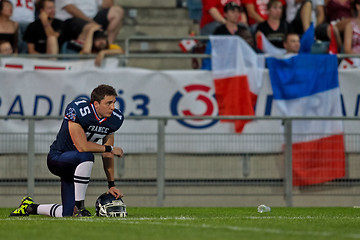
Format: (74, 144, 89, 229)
(1, 0, 360, 62)
(197, 0, 360, 55)
(0, 0, 124, 65)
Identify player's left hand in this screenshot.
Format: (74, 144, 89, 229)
(109, 186, 123, 199)
(112, 147, 124, 157)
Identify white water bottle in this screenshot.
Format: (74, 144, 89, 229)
(257, 204, 271, 213)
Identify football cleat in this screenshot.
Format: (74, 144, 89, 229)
(95, 192, 127, 217)
(9, 196, 34, 217)
(74, 208, 92, 217)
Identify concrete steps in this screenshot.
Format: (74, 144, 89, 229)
(119, 24, 190, 39)
(114, 0, 200, 69)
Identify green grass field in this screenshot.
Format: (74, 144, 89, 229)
(1, 207, 360, 240)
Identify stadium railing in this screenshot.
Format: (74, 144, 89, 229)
(1, 35, 359, 63)
(0, 115, 359, 207)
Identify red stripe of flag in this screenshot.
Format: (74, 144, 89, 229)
(214, 75, 255, 133)
(292, 134, 345, 186)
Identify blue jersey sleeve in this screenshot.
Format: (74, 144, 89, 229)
(64, 99, 89, 126)
(64, 102, 78, 123)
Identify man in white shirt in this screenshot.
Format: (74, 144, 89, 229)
(55, 0, 123, 44)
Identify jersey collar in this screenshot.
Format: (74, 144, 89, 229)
(91, 103, 107, 123)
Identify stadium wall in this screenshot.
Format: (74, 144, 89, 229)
(1, 59, 360, 207)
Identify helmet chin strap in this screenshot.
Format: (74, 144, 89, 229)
(108, 211, 127, 217)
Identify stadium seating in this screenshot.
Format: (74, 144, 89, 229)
(116, 0, 199, 69)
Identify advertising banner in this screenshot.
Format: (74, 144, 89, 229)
(0, 59, 359, 153)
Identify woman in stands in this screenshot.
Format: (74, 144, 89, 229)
(343, 0, 360, 53)
(255, 0, 288, 48)
(326, 0, 354, 35)
(0, 0, 18, 53)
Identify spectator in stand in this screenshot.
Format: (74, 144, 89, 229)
(283, 32, 301, 53)
(286, 0, 312, 36)
(242, 0, 268, 31)
(9, 0, 38, 53)
(312, 0, 328, 41)
(242, 0, 286, 33)
(0, 39, 13, 54)
(238, 27, 264, 53)
(0, 0, 18, 53)
(202, 2, 249, 70)
(326, 0, 353, 36)
(200, 0, 247, 35)
(343, 0, 360, 53)
(55, 0, 124, 44)
(23, 0, 63, 54)
(213, 2, 248, 35)
(314, 0, 347, 49)
(312, 0, 326, 27)
(81, 24, 123, 67)
(201, 22, 262, 70)
(255, 0, 288, 48)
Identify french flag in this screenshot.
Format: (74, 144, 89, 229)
(267, 54, 345, 186)
(210, 36, 265, 132)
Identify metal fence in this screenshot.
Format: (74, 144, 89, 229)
(1, 115, 359, 207)
(2, 35, 360, 62)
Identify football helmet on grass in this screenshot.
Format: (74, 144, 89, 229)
(95, 193, 127, 217)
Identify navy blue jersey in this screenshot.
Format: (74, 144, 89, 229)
(50, 99, 124, 153)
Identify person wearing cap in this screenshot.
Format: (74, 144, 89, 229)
(23, 0, 63, 54)
(201, 2, 258, 70)
(213, 2, 262, 53)
(200, 0, 247, 35)
(81, 24, 123, 66)
(213, 2, 249, 35)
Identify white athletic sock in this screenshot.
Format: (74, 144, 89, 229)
(38, 204, 63, 217)
(74, 161, 94, 201)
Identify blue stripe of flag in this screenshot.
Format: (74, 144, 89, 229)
(266, 54, 339, 100)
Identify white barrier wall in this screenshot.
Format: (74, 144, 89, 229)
(0, 59, 359, 152)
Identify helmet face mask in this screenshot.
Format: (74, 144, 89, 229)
(96, 193, 128, 217)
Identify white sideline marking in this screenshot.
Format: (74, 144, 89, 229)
(120, 220, 359, 238)
(2, 216, 360, 239)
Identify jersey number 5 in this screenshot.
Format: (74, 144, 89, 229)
(80, 106, 91, 117)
